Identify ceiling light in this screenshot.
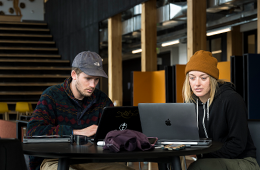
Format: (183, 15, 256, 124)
(211, 50, 222, 54)
(132, 49, 142, 54)
(161, 40, 179, 47)
(207, 27, 231, 36)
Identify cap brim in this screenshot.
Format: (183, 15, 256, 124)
(80, 67, 108, 78)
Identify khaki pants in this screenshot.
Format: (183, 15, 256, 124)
(188, 157, 260, 170)
(40, 159, 134, 170)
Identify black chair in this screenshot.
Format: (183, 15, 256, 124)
(16, 120, 29, 142)
(0, 138, 27, 170)
(16, 120, 30, 170)
(248, 120, 260, 165)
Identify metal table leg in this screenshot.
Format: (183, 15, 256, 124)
(171, 156, 182, 170)
(158, 163, 167, 170)
(58, 158, 69, 170)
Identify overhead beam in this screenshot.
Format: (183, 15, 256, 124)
(187, 0, 207, 60)
(227, 26, 242, 61)
(141, 0, 157, 71)
(108, 14, 122, 106)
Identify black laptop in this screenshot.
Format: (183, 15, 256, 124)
(93, 106, 142, 144)
(138, 103, 212, 147)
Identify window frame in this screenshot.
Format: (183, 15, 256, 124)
(207, 33, 227, 61)
(243, 29, 257, 54)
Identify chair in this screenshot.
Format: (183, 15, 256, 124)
(248, 120, 260, 165)
(15, 102, 33, 120)
(0, 138, 27, 170)
(0, 102, 10, 120)
(28, 102, 34, 112)
(16, 120, 29, 142)
(179, 121, 260, 169)
(0, 120, 29, 170)
(0, 119, 16, 138)
(16, 120, 30, 170)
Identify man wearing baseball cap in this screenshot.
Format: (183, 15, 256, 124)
(27, 51, 133, 170)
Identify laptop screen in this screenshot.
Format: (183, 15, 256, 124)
(138, 103, 200, 141)
(94, 106, 142, 143)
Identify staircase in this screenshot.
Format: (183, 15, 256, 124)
(0, 21, 71, 112)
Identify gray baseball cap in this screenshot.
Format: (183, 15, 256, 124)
(72, 51, 108, 78)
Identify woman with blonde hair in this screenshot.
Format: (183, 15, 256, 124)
(183, 50, 259, 170)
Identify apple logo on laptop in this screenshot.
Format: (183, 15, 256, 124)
(119, 122, 127, 130)
(165, 119, 171, 126)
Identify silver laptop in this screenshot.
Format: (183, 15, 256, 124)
(138, 103, 212, 147)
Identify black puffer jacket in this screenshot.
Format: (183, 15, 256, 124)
(195, 82, 256, 159)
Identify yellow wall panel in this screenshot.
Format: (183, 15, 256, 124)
(175, 65, 186, 103)
(133, 71, 165, 106)
(217, 61, 230, 81)
(153, 71, 166, 103)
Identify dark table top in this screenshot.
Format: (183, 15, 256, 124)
(22, 141, 222, 161)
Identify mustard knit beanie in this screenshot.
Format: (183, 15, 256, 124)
(185, 50, 219, 80)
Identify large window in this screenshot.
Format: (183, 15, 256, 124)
(206, 33, 227, 61)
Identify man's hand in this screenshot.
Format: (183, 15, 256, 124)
(73, 125, 98, 137)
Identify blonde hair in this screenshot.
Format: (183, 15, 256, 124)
(182, 73, 225, 106)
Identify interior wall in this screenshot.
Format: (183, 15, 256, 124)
(179, 43, 188, 64)
(44, 0, 147, 62)
(123, 58, 141, 106)
(157, 51, 171, 70)
(171, 47, 179, 65)
(0, 0, 44, 21)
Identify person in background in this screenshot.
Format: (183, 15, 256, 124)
(182, 50, 260, 170)
(27, 51, 134, 170)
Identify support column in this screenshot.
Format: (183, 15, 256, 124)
(108, 14, 122, 106)
(141, 0, 157, 71)
(187, 0, 207, 60)
(257, 0, 260, 54)
(227, 26, 242, 61)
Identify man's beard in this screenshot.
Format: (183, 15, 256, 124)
(75, 81, 94, 97)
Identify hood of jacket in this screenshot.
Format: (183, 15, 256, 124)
(194, 82, 236, 138)
(214, 82, 236, 100)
